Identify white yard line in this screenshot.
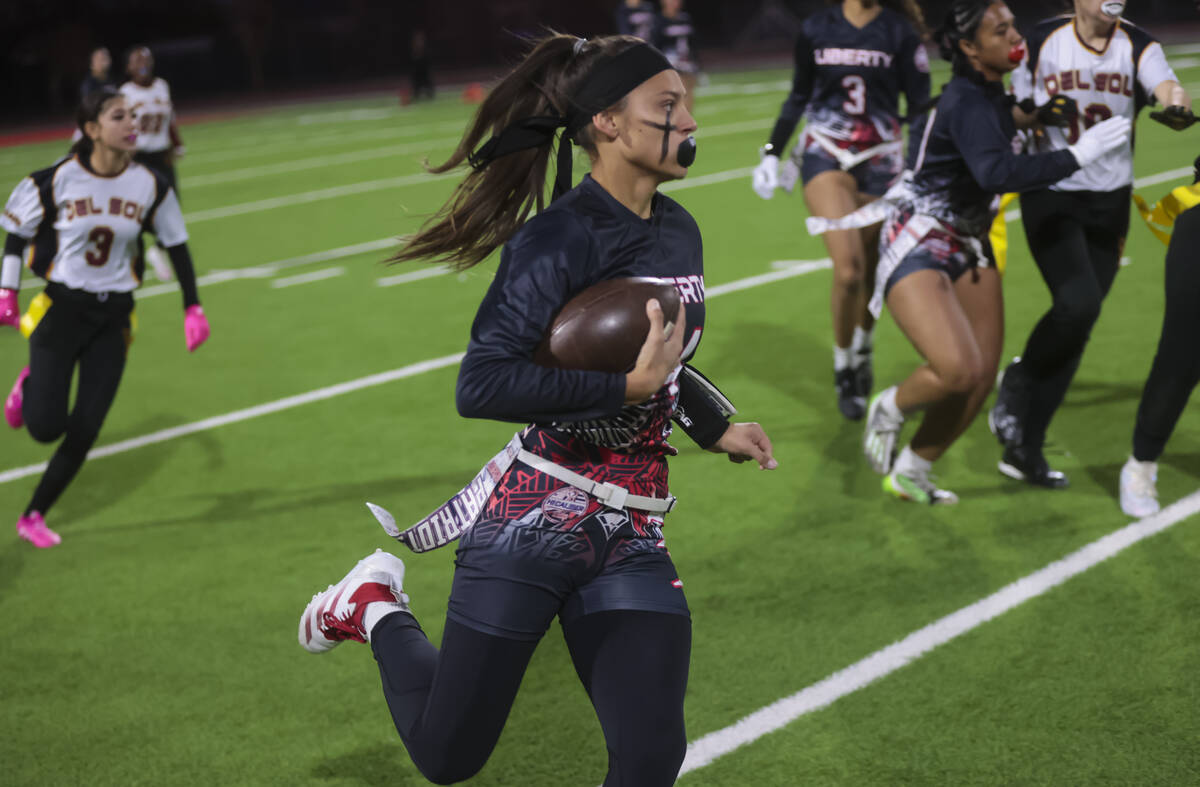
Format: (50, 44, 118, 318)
(137, 238, 398, 300)
(376, 266, 452, 287)
(185, 142, 447, 188)
(183, 170, 459, 223)
(0, 259, 831, 485)
(269, 267, 345, 288)
(678, 490, 1200, 776)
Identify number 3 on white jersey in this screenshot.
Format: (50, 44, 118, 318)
(842, 75, 866, 115)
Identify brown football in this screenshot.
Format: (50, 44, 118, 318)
(534, 277, 682, 373)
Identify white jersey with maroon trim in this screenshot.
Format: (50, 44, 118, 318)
(0, 157, 187, 294)
(1012, 16, 1177, 193)
(120, 77, 175, 153)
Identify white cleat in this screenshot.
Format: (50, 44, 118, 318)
(298, 549, 409, 654)
(1119, 457, 1160, 518)
(863, 387, 904, 474)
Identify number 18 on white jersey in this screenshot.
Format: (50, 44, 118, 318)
(1012, 16, 1177, 193)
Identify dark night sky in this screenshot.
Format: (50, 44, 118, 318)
(1, 1, 1194, 124)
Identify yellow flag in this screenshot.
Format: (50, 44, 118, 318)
(988, 193, 1018, 276)
(1134, 183, 1200, 246)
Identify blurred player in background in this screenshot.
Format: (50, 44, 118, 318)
(854, 0, 1129, 504)
(120, 45, 186, 282)
(0, 86, 210, 548)
(752, 0, 930, 421)
(80, 47, 116, 101)
(298, 34, 776, 785)
(656, 0, 699, 112)
(409, 30, 435, 101)
(616, 0, 658, 42)
(1119, 156, 1200, 517)
(988, 0, 1191, 488)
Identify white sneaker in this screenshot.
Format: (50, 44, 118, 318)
(864, 387, 904, 474)
(145, 244, 173, 282)
(299, 549, 409, 654)
(1119, 457, 1160, 518)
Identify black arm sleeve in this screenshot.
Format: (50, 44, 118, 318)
(949, 90, 1079, 194)
(899, 35, 933, 163)
(767, 30, 815, 154)
(672, 365, 734, 449)
(165, 243, 201, 308)
(4, 232, 25, 257)
(455, 216, 626, 424)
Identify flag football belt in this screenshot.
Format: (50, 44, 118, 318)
(802, 127, 903, 172)
(513, 449, 677, 514)
(366, 433, 674, 554)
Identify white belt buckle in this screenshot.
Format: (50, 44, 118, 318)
(664, 495, 677, 514)
(593, 481, 628, 510)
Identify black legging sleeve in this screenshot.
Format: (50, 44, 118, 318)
(1132, 205, 1200, 462)
(371, 610, 690, 786)
(166, 243, 200, 308)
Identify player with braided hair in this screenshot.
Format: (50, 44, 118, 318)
(853, 0, 1130, 504)
(988, 0, 1191, 488)
(296, 34, 776, 785)
(753, 0, 931, 421)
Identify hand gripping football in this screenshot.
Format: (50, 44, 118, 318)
(534, 277, 682, 373)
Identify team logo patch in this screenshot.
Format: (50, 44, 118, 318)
(671, 578, 684, 589)
(542, 486, 589, 524)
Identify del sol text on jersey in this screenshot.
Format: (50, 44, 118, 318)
(63, 196, 146, 224)
(1043, 70, 1134, 96)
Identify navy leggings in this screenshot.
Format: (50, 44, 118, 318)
(371, 610, 690, 786)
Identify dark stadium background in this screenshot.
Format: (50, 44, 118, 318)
(1, 0, 1195, 124)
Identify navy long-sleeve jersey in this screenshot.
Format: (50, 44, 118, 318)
(456, 175, 712, 457)
(902, 73, 1079, 239)
(768, 5, 930, 155)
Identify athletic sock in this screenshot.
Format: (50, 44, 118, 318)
(833, 344, 852, 372)
(364, 604, 411, 642)
(893, 445, 932, 477)
(880, 386, 904, 420)
(852, 325, 874, 356)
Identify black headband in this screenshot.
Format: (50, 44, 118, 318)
(468, 42, 674, 200)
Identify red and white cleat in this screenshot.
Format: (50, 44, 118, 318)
(5, 366, 29, 429)
(299, 549, 409, 654)
(16, 511, 61, 548)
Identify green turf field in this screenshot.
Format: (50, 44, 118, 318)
(3, 51, 1200, 786)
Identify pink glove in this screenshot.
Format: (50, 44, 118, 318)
(184, 305, 210, 352)
(0, 289, 17, 328)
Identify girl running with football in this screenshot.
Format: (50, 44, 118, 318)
(988, 0, 1191, 488)
(297, 34, 776, 786)
(1, 86, 210, 548)
(753, 0, 930, 420)
(858, 0, 1130, 504)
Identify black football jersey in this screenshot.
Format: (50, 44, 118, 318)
(768, 6, 930, 154)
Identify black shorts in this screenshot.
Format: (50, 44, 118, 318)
(881, 213, 990, 300)
(133, 150, 178, 195)
(446, 464, 690, 642)
(797, 133, 903, 196)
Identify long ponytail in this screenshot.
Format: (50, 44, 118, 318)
(392, 33, 643, 270)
